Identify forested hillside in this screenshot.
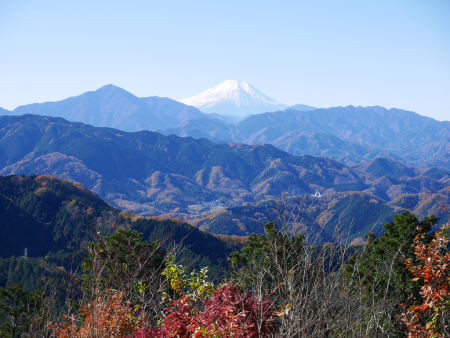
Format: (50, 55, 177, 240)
(0, 175, 238, 293)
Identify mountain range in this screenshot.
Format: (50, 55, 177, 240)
(2, 84, 447, 168)
(10, 85, 207, 131)
(164, 106, 450, 168)
(0, 115, 447, 241)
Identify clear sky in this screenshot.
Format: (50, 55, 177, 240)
(1, 0, 449, 120)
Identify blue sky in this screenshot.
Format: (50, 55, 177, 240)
(1, 0, 449, 120)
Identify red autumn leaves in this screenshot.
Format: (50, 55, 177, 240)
(136, 282, 276, 337)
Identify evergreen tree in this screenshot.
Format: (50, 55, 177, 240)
(344, 211, 439, 335)
(0, 284, 41, 337)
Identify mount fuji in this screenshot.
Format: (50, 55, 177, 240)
(180, 80, 287, 119)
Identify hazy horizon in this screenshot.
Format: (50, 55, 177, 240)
(3, 81, 449, 122)
(1, 0, 449, 121)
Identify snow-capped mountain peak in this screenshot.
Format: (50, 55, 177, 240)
(180, 80, 286, 119)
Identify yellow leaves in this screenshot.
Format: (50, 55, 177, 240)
(170, 278, 184, 294)
(274, 303, 292, 318)
(162, 255, 214, 301)
(162, 255, 187, 296)
(137, 282, 147, 295)
(161, 291, 170, 304)
(188, 267, 214, 299)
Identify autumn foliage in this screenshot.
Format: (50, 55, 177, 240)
(41, 214, 449, 337)
(400, 225, 449, 337)
(49, 289, 149, 337)
(135, 282, 276, 337)
(51, 258, 276, 337)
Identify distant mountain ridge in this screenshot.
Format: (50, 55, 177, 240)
(180, 80, 287, 118)
(2, 84, 448, 168)
(288, 104, 316, 112)
(163, 106, 450, 168)
(11, 84, 208, 131)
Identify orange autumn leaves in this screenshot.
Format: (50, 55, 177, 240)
(49, 290, 149, 337)
(400, 225, 449, 337)
(50, 284, 276, 338)
(50, 256, 277, 337)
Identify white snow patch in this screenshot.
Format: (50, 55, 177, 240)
(179, 80, 286, 119)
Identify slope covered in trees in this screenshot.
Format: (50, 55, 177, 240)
(0, 175, 238, 293)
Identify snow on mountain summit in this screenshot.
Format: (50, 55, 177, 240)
(180, 80, 286, 119)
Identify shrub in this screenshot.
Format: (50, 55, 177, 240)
(400, 225, 449, 337)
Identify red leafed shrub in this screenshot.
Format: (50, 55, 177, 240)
(135, 296, 197, 338)
(400, 226, 449, 337)
(135, 282, 277, 337)
(193, 282, 276, 337)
